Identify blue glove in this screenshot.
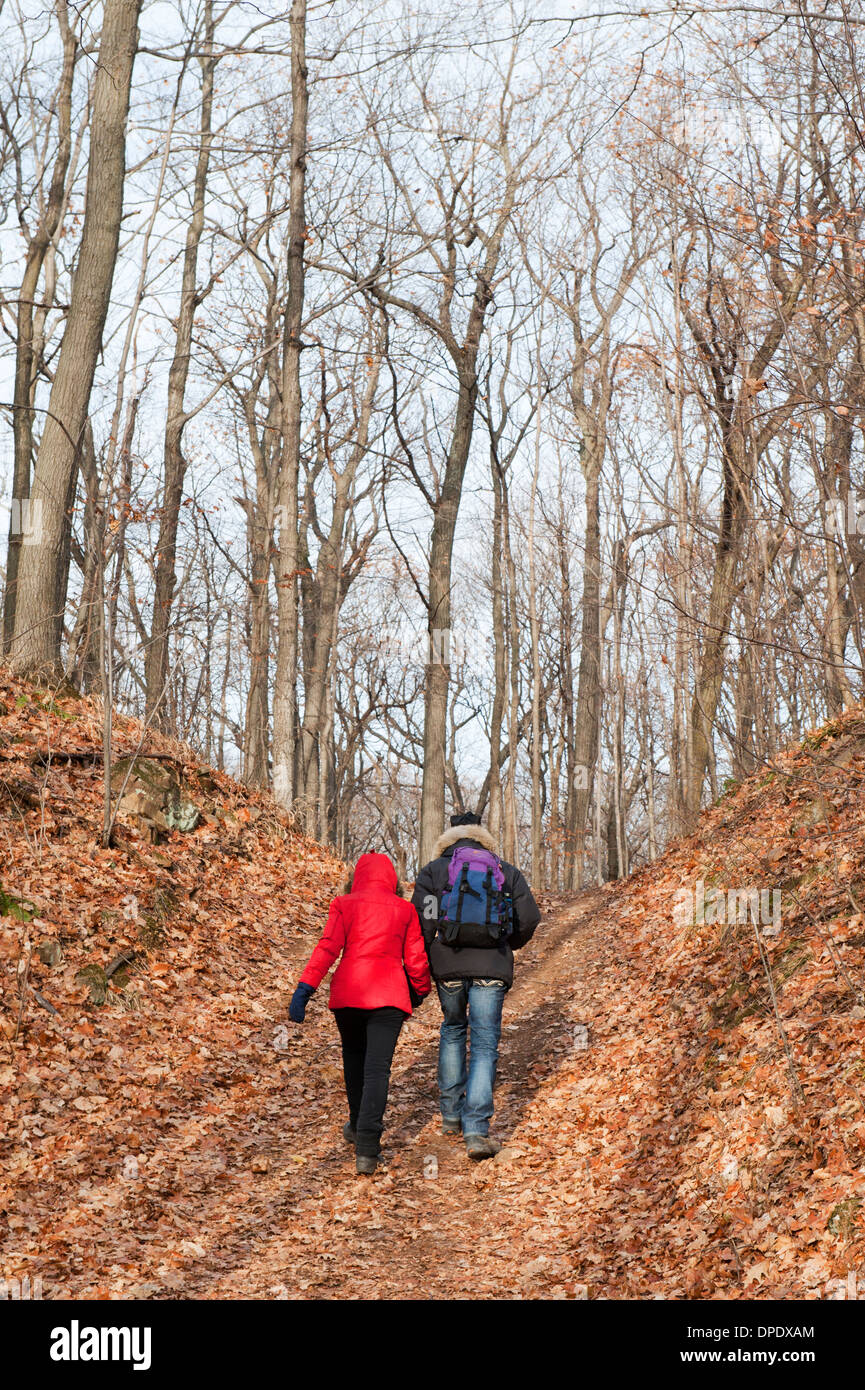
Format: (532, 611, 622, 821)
(289, 982, 315, 1023)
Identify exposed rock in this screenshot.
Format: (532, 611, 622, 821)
(106, 949, 138, 981)
(76, 963, 109, 1006)
(827, 1197, 861, 1239)
(36, 939, 63, 967)
(0, 884, 37, 920)
(792, 794, 833, 829)
(111, 756, 201, 842)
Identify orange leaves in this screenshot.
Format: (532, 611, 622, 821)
(4, 674, 865, 1300)
(0, 671, 346, 1299)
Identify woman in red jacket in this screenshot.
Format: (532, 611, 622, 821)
(288, 852, 431, 1174)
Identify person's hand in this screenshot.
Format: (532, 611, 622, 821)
(289, 982, 315, 1023)
(408, 982, 426, 1009)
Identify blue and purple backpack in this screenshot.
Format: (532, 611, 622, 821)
(439, 845, 512, 949)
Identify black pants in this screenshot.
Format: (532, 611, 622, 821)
(333, 1006, 406, 1157)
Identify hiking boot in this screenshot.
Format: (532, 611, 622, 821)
(441, 1118, 462, 1136)
(464, 1134, 501, 1161)
(343, 1122, 357, 1146)
(356, 1154, 377, 1176)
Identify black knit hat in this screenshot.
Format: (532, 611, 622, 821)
(450, 812, 481, 827)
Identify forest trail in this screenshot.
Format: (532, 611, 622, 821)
(3, 678, 865, 1300)
(178, 887, 609, 1301)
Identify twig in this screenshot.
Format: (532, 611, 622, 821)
(13, 943, 31, 1045)
(751, 918, 805, 1111)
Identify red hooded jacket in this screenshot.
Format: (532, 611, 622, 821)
(299, 853, 431, 1012)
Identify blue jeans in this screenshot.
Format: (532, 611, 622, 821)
(436, 978, 506, 1137)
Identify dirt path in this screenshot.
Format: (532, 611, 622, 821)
(7, 685, 865, 1302)
(19, 863, 843, 1301)
(23, 872, 801, 1302)
(170, 889, 608, 1300)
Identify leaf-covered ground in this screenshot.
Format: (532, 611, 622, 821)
(1, 675, 864, 1298)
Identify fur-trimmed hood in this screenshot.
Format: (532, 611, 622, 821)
(430, 823, 499, 861)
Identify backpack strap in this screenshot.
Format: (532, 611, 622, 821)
(484, 868, 494, 928)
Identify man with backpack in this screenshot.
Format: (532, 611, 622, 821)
(412, 812, 541, 1160)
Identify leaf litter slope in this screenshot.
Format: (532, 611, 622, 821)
(1, 676, 864, 1298)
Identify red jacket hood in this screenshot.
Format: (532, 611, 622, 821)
(350, 852, 398, 895)
(299, 849, 430, 1011)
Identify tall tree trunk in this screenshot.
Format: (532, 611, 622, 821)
(680, 251, 804, 821)
(646, 706, 658, 862)
(830, 404, 865, 670)
(502, 463, 521, 864)
(239, 276, 282, 789)
(527, 398, 543, 887)
(732, 643, 757, 780)
(418, 371, 480, 863)
(145, 0, 216, 724)
(686, 430, 752, 819)
(822, 498, 856, 712)
(549, 718, 564, 890)
(610, 598, 626, 879)
(10, 0, 142, 678)
(4, 0, 76, 653)
(298, 347, 379, 831)
(372, 188, 512, 863)
(244, 506, 272, 787)
(605, 795, 619, 881)
(558, 500, 578, 887)
(66, 420, 102, 691)
(487, 458, 506, 844)
(299, 513, 344, 830)
(570, 440, 603, 886)
(272, 0, 308, 811)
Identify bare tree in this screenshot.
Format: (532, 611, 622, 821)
(10, 0, 142, 678)
(1, 0, 84, 651)
(145, 0, 217, 725)
(271, 0, 308, 811)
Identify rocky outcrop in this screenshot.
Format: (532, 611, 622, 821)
(111, 756, 201, 842)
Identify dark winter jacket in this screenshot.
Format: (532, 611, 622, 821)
(411, 826, 541, 987)
(300, 853, 431, 1012)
